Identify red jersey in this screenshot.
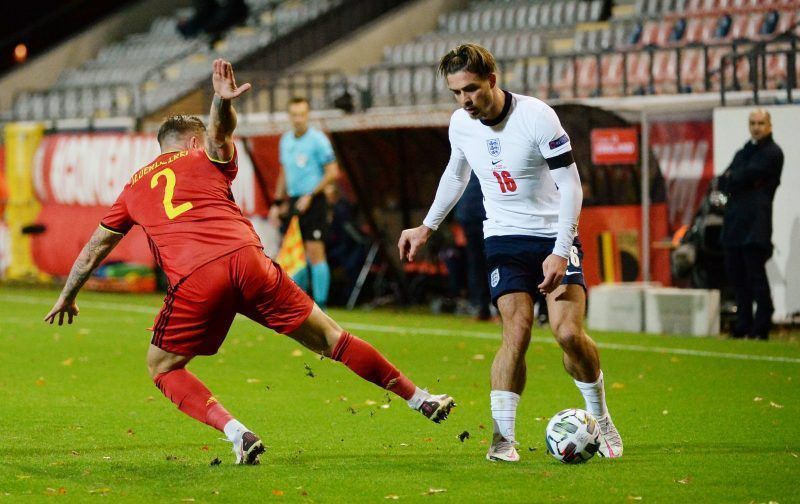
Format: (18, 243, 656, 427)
(101, 147, 262, 287)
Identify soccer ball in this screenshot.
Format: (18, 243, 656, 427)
(545, 408, 601, 464)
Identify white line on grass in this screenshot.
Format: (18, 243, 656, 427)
(4, 293, 799, 364)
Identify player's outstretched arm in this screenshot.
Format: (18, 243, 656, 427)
(206, 58, 251, 162)
(44, 226, 123, 325)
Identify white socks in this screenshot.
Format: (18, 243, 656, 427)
(407, 387, 429, 410)
(223, 419, 249, 443)
(490, 390, 520, 442)
(574, 370, 609, 419)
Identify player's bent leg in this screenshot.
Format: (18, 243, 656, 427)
(547, 285, 623, 458)
(287, 305, 455, 423)
(147, 345, 265, 465)
(487, 292, 534, 462)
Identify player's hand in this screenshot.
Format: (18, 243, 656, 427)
(538, 254, 568, 294)
(295, 194, 312, 214)
(212, 58, 251, 100)
(398, 225, 433, 262)
(44, 296, 79, 326)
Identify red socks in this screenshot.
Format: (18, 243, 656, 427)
(154, 368, 233, 432)
(331, 332, 416, 400)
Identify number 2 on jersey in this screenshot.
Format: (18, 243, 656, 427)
(151, 168, 193, 219)
(492, 170, 517, 193)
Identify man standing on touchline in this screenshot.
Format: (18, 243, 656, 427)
(273, 97, 339, 308)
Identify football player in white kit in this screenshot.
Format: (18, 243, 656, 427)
(398, 44, 623, 462)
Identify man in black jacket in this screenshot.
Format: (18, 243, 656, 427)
(719, 109, 783, 340)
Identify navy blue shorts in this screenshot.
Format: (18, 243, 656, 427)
(485, 235, 585, 305)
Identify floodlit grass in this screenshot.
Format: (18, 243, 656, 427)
(1, 285, 798, 502)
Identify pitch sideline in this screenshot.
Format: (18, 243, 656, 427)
(4, 293, 799, 364)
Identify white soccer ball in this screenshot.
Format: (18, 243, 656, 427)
(545, 408, 601, 464)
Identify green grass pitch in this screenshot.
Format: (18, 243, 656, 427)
(1, 285, 798, 502)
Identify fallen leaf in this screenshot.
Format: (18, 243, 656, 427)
(16, 475, 31, 480)
(127, 429, 135, 436)
(790, 452, 798, 458)
(272, 490, 284, 496)
(70, 450, 80, 456)
(424, 488, 446, 495)
(365, 400, 377, 406)
(472, 354, 485, 360)
(626, 497, 642, 502)
(347, 407, 357, 415)
(662, 410, 669, 415)
(246, 378, 261, 384)
(677, 477, 692, 484)
(478, 424, 485, 430)
(61, 358, 74, 366)
(380, 404, 391, 409)
(534, 417, 547, 421)
(200, 445, 209, 451)
(145, 396, 155, 402)
(528, 447, 537, 452)
(339, 396, 348, 402)
(291, 349, 303, 357)
(611, 382, 625, 389)
(44, 487, 67, 495)
(399, 443, 409, 447)
(181, 499, 195, 502)
(423, 437, 433, 442)
(35, 377, 46, 386)
(385, 495, 400, 500)
(210, 457, 222, 466)
(102, 456, 111, 460)
(458, 431, 470, 442)
(770, 401, 784, 409)
(78, 328, 91, 335)
(88, 488, 111, 495)
(479, 439, 488, 445)
(754, 397, 763, 402)
(304, 363, 315, 378)
(670, 357, 680, 363)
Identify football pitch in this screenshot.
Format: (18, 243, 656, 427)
(1, 286, 798, 502)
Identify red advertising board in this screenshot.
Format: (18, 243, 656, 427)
(591, 127, 639, 165)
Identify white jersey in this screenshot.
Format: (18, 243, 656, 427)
(423, 91, 574, 240)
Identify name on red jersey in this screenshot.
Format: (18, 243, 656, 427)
(130, 150, 189, 186)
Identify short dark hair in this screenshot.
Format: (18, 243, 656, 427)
(437, 43, 497, 79)
(288, 97, 310, 109)
(157, 115, 206, 148)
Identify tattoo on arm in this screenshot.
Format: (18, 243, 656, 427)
(207, 94, 236, 160)
(60, 228, 123, 300)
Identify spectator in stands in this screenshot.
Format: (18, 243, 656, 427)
(718, 109, 783, 340)
(454, 172, 491, 320)
(668, 18, 686, 44)
(178, 0, 248, 41)
(714, 14, 732, 40)
(273, 97, 340, 309)
(759, 10, 779, 37)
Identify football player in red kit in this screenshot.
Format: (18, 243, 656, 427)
(45, 59, 454, 465)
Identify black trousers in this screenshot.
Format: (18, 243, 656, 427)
(724, 245, 774, 338)
(462, 221, 491, 318)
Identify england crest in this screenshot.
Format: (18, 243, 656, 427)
(486, 138, 501, 158)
